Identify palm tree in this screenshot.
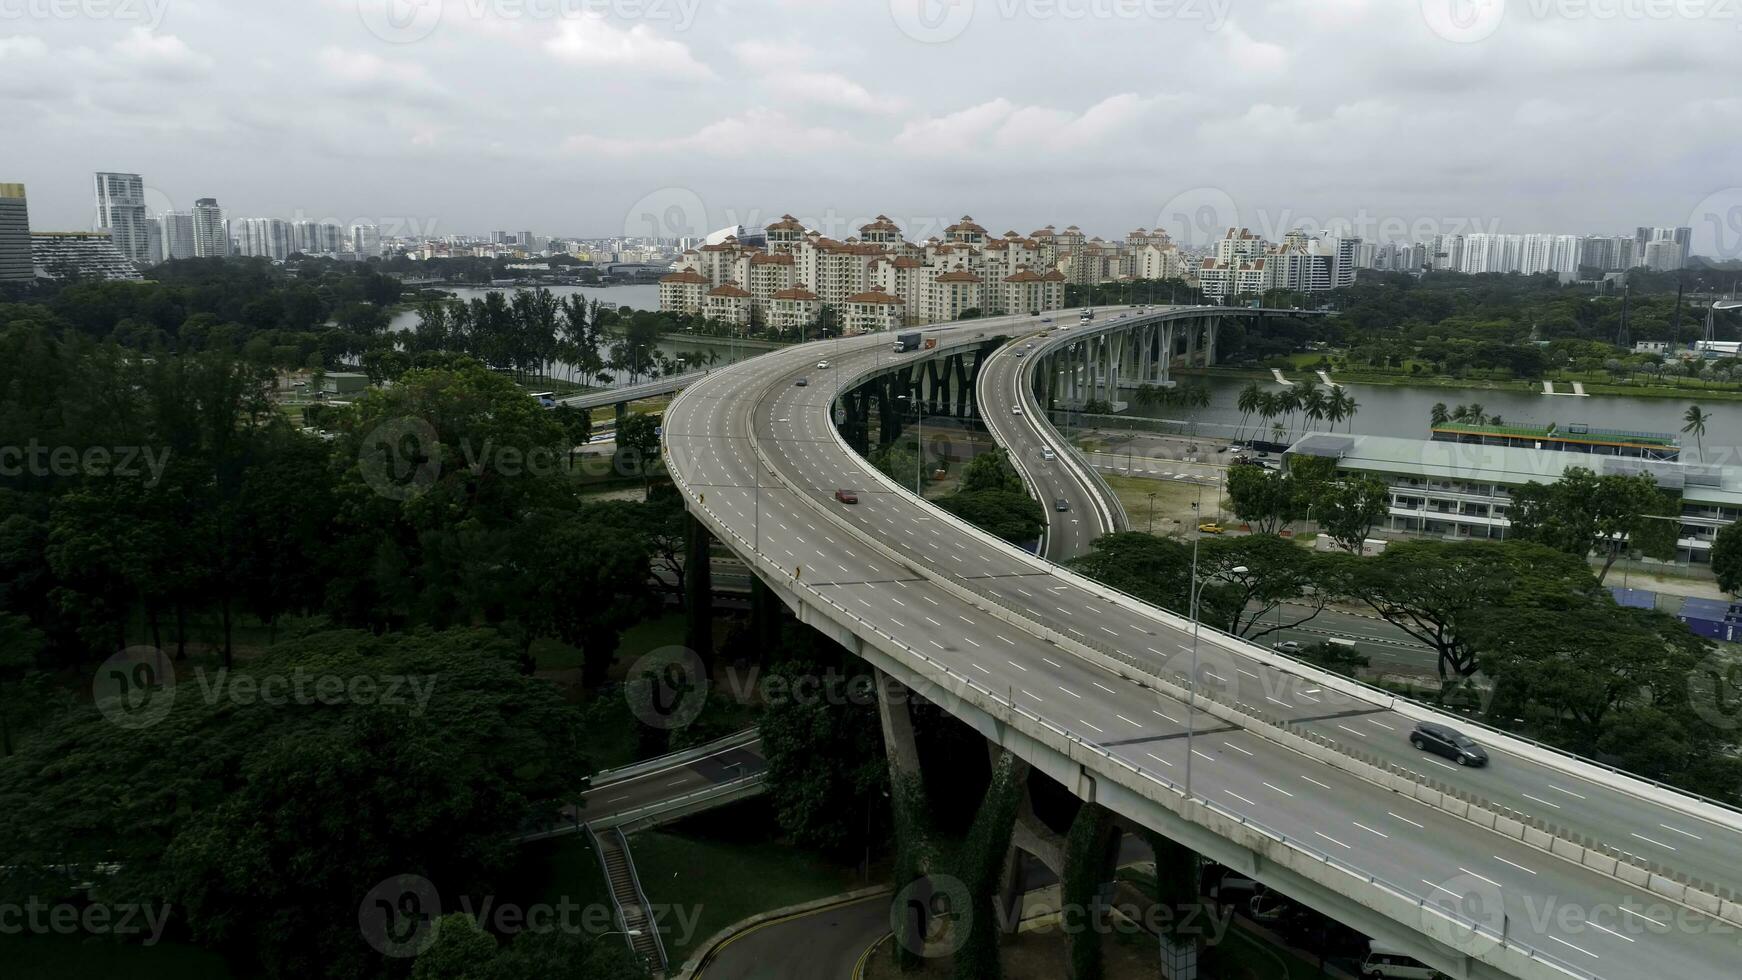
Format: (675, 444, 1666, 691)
(1342, 393, 1360, 432)
(1236, 382, 1264, 442)
(1684, 405, 1711, 459)
(1430, 402, 1450, 427)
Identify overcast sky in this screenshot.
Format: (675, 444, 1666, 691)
(4, 0, 1739, 254)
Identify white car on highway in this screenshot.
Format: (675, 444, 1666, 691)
(1042, 448, 1056, 460)
(816, 360, 830, 369)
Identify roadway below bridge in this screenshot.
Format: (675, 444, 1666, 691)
(663, 308, 1742, 980)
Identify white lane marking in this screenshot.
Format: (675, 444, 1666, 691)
(925, 617, 942, 627)
(1493, 855, 1537, 876)
(1116, 714, 1142, 727)
(1263, 782, 1294, 798)
(1366, 719, 1397, 731)
(928, 640, 944, 650)
(971, 664, 990, 675)
(1191, 749, 1215, 763)
(1658, 823, 1703, 841)
(1092, 682, 1117, 695)
(1265, 696, 1290, 708)
(1522, 793, 1561, 809)
(1300, 775, 1333, 791)
(1314, 831, 1351, 849)
(1042, 658, 1063, 668)
(1585, 920, 1634, 943)
(1422, 880, 1461, 898)
(1388, 811, 1426, 830)
(923, 596, 940, 605)
(1222, 742, 1254, 757)
(1237, 668, 1259, 680)
(1225, 790, 1257, 807)
(1547, 936, 1598, 960)
(1422, 757, 1459, 771)
(1547, 784, 1587, 800)
(1007, 660, 1027, 671)
(1353, 822, 1389, 839)
(1459, 868, 1503, 889)
(1079, 719, 1105, 734)
(1152, 709, 1180, 724)
(1059, 686, 1083, 699)
(1619, 907, 1667, 927)
(1336, 724, 1368, 738)
(1022, 690, 1044, 702)
(1145, 752, 1174, 768)
(1630, 832, 1677, 851)
(965, 638, 982, 648)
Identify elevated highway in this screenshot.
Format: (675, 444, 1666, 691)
(662, 311, 1742, 979)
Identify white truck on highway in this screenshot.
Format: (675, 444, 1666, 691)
(893, 332, 937, 353)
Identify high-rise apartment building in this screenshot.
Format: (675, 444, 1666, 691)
(0, 183, 31, 282)
(351, 224, 381, 257)
(1635, 226, 1691, 270)
(93, 172, 151, 265)
(160, 211, 196, 261)
(192, 198, 228, 257)
(236, 217, 292, 260)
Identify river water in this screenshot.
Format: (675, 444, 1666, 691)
(1171, 373, 1740, 458)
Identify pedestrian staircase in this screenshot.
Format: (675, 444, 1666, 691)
(589, 824, 668, 973)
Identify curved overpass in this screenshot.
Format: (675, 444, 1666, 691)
(662, 315, 1742, 980)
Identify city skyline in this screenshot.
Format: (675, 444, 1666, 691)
(4, 3, 1739, 256)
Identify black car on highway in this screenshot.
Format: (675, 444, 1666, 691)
(1409, 722, 1489, 767)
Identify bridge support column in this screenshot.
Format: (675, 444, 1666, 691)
(749, 577, 782, 661)
(1159, 323, 1175, 386)
(875, 668, 923, 782)
(1184, 320, 1198, 368)
(1205, 316, 1220, 367)
(683, 513, 714, 669)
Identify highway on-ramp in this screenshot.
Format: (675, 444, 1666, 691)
(662, 310, 1742, 979)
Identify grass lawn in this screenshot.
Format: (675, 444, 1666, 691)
(627, 811, 865, 964)
(1102, 473, 1230, 537)
(0, 936, 235, 980)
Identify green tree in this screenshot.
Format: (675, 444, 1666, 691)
(1315, 475, 1391, 554)
(1683, 405, 1711, 458)
(1197, 534, 1336, 640)
(757, 635, 889, 857)
(936, 490, 1046, 545)
(1466, 604, 1708, 752)
(1713, 522, 1742, 596)
(614, 412, 662, 487)
(1337, 540, 1600, 681)
(0, 628, 590, 980)
(1225, 464, 1301, 535)
(1066, 533, 1192, 614)
(958, 448, 1024, 495)
(1508, 466, 1676, 582)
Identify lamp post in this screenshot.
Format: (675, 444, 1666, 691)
(1184, 495, 1246, 803)
(1147, 491, 1157, 534)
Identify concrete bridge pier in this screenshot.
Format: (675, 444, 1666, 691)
(1204, 315, 1221, 367)
(683, 512, 714, 668)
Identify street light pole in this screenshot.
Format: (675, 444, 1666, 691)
(1184, 494, 1247, 803)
